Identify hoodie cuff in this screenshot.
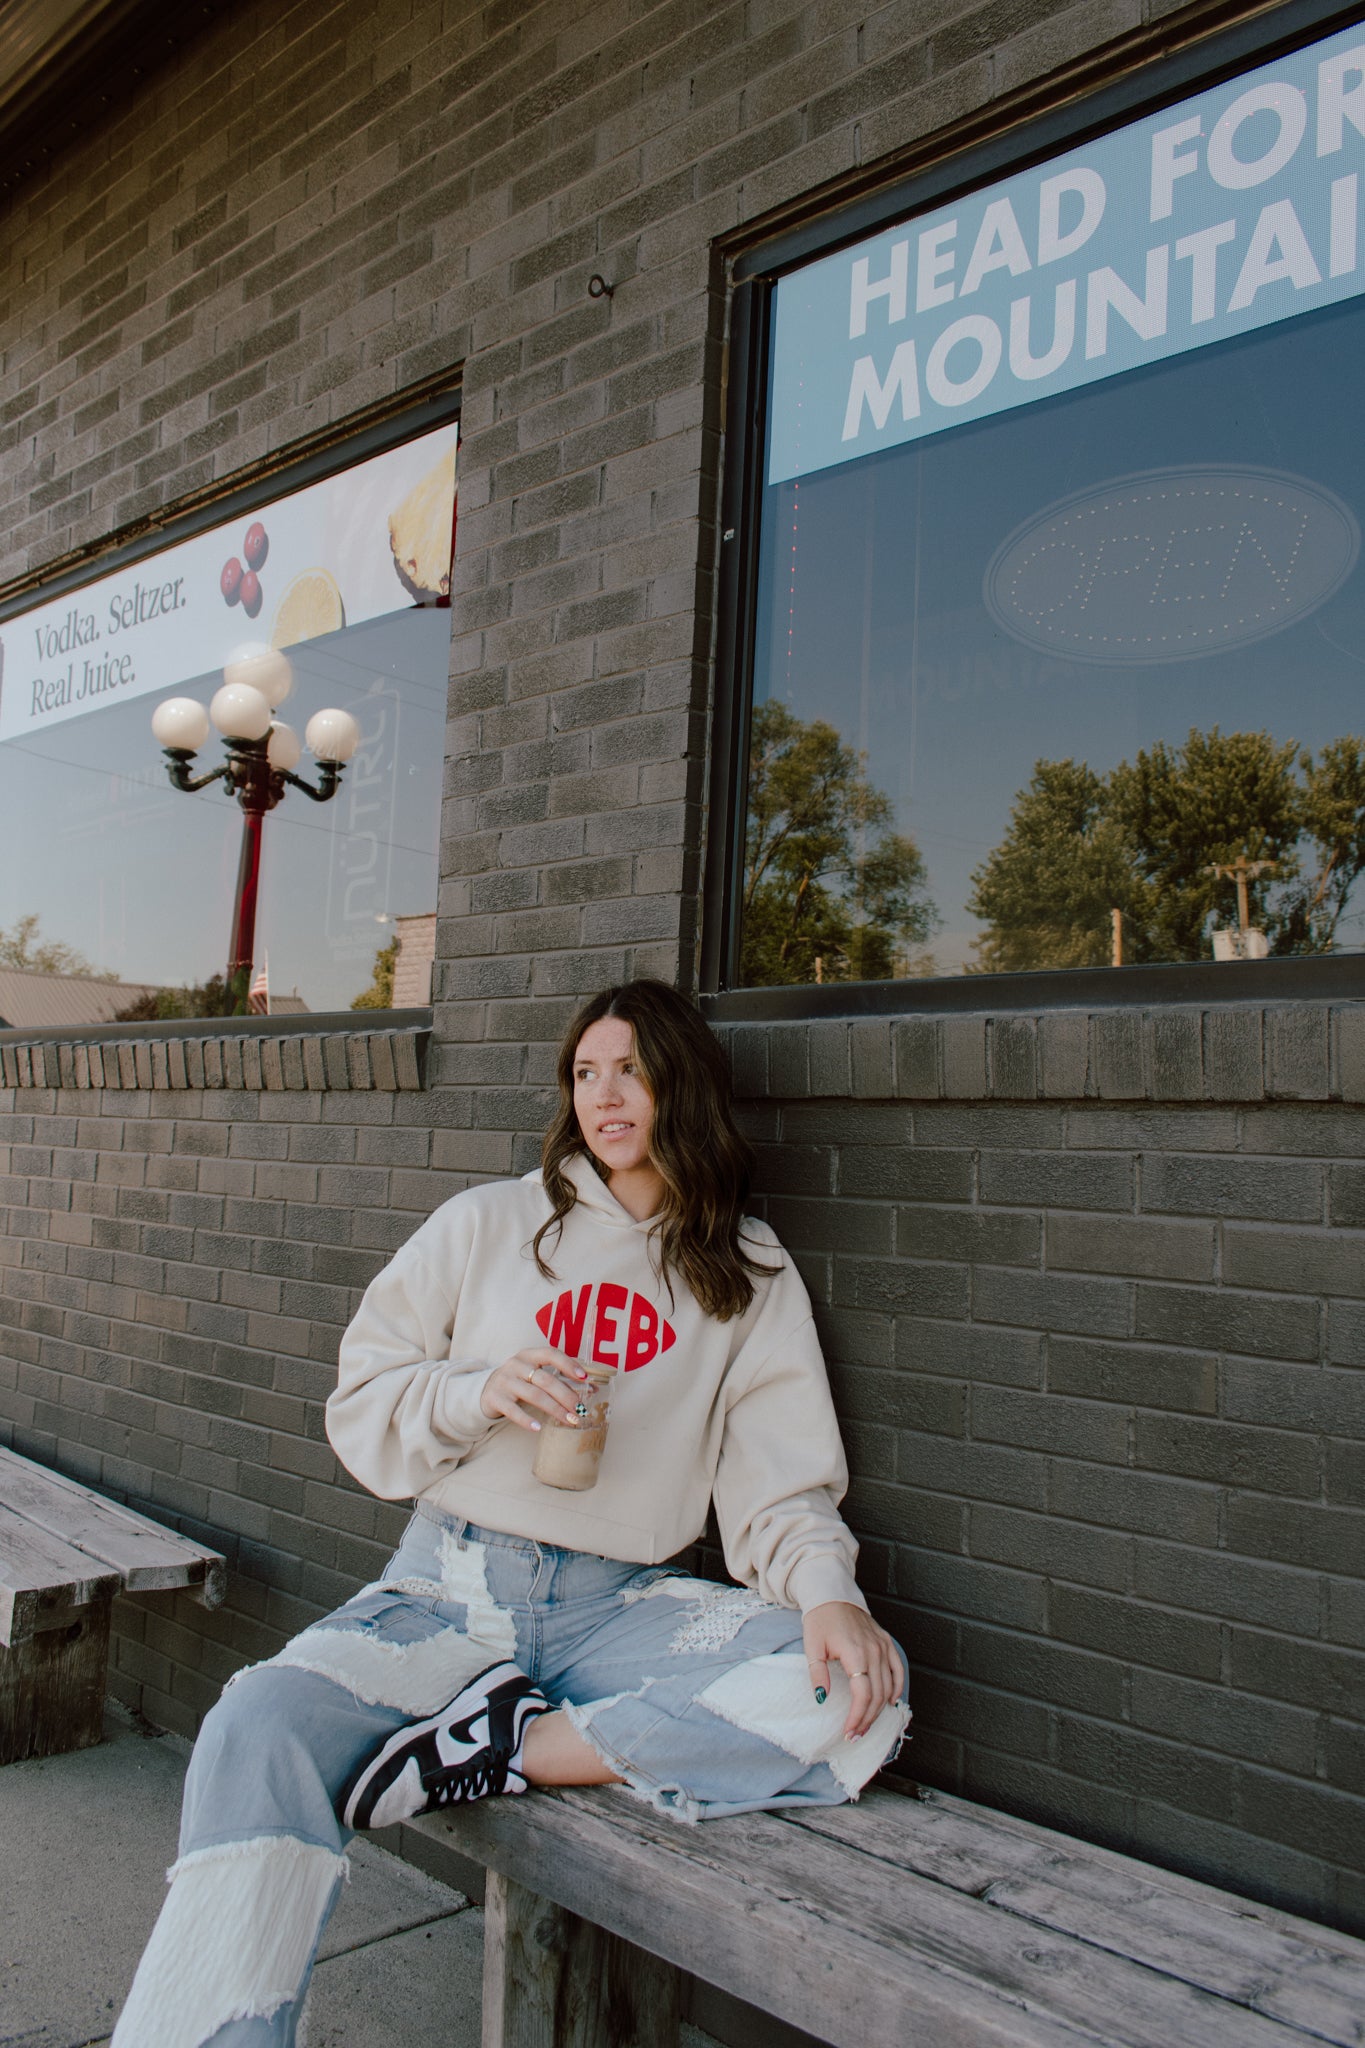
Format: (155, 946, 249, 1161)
(789, 1555, 868, 1616)
(434, 1364, 498, 1445)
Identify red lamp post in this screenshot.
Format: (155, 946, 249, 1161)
(152, 649, 359, 1012)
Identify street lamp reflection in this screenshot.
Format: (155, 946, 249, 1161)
(151, 645, 360, 1013)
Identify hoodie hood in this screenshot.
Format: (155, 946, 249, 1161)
(529, 1150, 661, 1230)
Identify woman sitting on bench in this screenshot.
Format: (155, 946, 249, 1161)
(114, 977, 908, 2047)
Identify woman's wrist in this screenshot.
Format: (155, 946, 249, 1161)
(789, 1555, 867, 1616)
(437, 1365, 499, 1441)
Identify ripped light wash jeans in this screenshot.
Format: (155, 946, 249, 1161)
(113, 1505, 910, 2048)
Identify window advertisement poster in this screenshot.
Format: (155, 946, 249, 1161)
(1, 426, 457, 745)
(768, 24, 1365, 484)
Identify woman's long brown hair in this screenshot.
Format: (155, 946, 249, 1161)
(533, 980, 774, 1320)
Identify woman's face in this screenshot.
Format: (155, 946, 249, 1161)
(573, 1017, 655, 1181)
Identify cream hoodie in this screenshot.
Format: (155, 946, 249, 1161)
(325, 1154, 865, 1614)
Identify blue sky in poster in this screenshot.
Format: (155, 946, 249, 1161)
(768, 22, 1365, 484)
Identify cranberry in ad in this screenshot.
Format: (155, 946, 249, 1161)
(244, 521, 268, 570)
(239, 569, 262, 617)
(221, 557, 243, 603)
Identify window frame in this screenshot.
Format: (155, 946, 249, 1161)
(0, 378, 460, 1036)
(703, 0, 1365, 1019)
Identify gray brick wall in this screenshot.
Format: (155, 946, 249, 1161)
(731, 1072, 1365, 1934)
(3, 0, 1362, 1948)
(715, 1008, 1365, 1933)
(0, 1050, 520, 1726)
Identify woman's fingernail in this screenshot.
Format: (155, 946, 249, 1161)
(814, 1686, 827, 1705)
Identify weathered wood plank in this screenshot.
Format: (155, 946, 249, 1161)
(793, 1788, 1365, 1954)
(0, 1449, 225, 1606)
(985, 1874, 1365, 2048)
(0, 1500, 122, 1646)
(420, 1787, 1327, 2048)
(482, 1870, 681, 2048)
(0, 1589, 111, 1763)
(784, 1790, 1365, 2045)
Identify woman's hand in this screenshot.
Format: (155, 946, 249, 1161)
(803, 1601, 904, 1740)
(479, 1347, 590, 1431)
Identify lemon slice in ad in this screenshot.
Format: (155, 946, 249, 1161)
(271, 568, 345, 648)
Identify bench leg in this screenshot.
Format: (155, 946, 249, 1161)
(482, 1867, 681, 2048)
(0, 1591, 112, 1765)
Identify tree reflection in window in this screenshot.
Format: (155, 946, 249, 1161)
(967, 727, 1365, 970)
(741, 701, 941, 985)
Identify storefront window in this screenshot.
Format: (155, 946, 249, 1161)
(0, 420, 456, 1022)
(740, 21, 1365, 987)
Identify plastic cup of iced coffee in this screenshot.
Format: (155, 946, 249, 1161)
(532, 1366, 614, 1491)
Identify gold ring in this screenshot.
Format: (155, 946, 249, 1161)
(850, 1670, 869, 1678)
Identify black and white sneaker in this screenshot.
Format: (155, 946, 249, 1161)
(340, 1661, 550, 1831)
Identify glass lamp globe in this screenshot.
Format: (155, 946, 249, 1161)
(224, 641, 293, 708)
(151, 697, 211, 751)
(210, 681, 273, 741)
(305, 708, 361, 763)
(266, 721, 302, 772)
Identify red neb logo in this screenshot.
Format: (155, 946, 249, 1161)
(534, 1283, 676, 1371)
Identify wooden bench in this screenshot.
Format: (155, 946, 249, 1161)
(0, 1446, 225, 1765)
(409, 1775, 1365, 2048)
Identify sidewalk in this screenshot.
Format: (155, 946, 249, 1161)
(0, 1703, 724, 2048)
(0, 1702, 484, 2048)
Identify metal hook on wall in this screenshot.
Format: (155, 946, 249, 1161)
(587, 274, 614, 299)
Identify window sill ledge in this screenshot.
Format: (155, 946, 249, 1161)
(712, 998, 1365, 1107)
(0, 1011, 431, 1093)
